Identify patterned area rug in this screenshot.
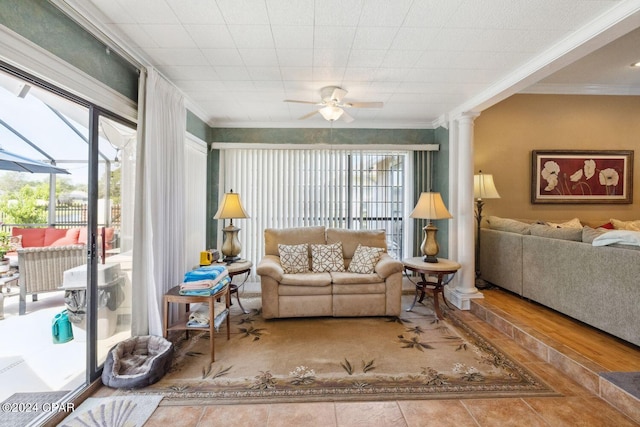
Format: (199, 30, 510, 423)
(124, 297, 558, 404)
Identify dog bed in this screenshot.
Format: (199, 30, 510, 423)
(102, 335, 174, 389)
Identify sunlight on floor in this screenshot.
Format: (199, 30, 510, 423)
(0, 290, 130, 402)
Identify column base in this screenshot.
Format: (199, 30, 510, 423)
(444, 287, 484, 311)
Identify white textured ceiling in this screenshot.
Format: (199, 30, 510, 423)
(76, 0, 640, 128)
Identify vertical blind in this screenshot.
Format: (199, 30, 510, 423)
(184, 137, 208, 268)
(219, 149, 408, 272)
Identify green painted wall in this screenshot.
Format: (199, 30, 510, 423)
(211, 127, 434, 145)
(0, 0, 139, 101)
(186, 110, 209, 141)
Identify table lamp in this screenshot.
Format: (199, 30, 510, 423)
(410, 192, 452, 263)
(474, 171, 500, 286)
(214, 189, 249, 263)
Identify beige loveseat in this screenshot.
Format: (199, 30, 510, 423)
(257, 226, 404, 319)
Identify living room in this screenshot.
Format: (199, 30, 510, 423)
(1, 1, 640, 426)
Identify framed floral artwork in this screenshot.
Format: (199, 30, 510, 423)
(531, 150, 634, 204)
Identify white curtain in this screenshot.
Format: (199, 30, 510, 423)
(131, 68, 187, 336)
(184, 135, 208, 268)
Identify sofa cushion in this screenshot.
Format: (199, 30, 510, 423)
(529, 224, 582, 241)
(331, 271, 383, 285)
(486, 216, 531, 235)
(264, 226, 326, 256)
(582, 226, 607, 243)
(547, 218, 582, 229)
(347, 244, 384, 274)
(311, 242, 345, 272)
(280, 272, 332, 287)
(278, 243, 310, 274)
(610, 218, 640, 231)
(50, 228, 82, 246)
(12, 227, 46, 247)
(44, 228, 69, 246)
(326, 228, 386, 258)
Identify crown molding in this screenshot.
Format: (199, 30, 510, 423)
(521, 83, 640, 96)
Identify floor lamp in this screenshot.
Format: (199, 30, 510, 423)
(214, 189, 249, 263)
(474, 171, 500, 288)
(410, 192, 453, 263)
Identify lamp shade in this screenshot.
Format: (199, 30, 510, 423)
(474, 172, 500, 199)
(213, 190, 249, 219)
(409, 192, 452, 220)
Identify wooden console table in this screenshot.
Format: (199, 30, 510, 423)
(163, 284, 230, 363)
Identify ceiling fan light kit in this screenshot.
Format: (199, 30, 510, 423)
(285, 86, 383, 123)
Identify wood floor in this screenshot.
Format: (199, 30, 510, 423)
(477, 287, 640, 372)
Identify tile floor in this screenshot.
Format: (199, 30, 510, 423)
(87, 287, 640, 427)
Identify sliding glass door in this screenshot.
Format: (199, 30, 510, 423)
(0, 64, 136, 418)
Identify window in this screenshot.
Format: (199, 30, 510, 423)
(219, 149, 408, 266)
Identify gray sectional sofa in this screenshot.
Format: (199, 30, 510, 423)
(480, 218, 640, 347)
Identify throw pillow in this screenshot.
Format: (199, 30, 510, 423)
(311, 242, 345, 272)
(486, 216, 531, 235)
(610, 218, 640, 231)
(278, 243, 310, 274)
(347, 244, 384, 274)
(9, 235, 23, 251)
(582, 226, 607, 244)
(529, 224, 582, 241)
(547, 218, 582, 229)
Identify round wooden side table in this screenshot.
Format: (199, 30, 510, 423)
(402, 257, 461, 319)
(221, 260, 252, 314)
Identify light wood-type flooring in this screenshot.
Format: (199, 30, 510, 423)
(85, 289, 639, 426)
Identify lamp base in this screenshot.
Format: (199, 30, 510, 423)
(223, 255, 241, 264)
(423, 255, 439, 263)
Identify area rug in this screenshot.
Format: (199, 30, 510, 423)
(58, 395, 163, 427)
(0, 391, 68, 427)
(123, 297, 558, 404)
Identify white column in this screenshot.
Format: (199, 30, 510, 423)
(445, 112, 484, 310)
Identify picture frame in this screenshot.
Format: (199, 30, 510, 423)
(531, 150, 634, 204)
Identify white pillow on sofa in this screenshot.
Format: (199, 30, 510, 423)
(348, 244, 384, 274)
(278, 243, 310, 274)
(311, 242, 345, 272)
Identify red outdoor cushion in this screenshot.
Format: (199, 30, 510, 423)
(50, 228, 82, 246)
(12, 227, 46, 247)
(43, 228, 69, 246)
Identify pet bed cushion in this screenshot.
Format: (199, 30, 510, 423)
(102, 335, 173, 389)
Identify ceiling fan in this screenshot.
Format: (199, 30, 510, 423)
(284, 86, 383, 123)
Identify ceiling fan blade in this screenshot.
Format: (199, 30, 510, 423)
(298, 110, 320, 120)
(341, 110, 354, 123)
(343, 101, 384, 109)
(331, 87, 348, 102)
(284, 99, 319, 105)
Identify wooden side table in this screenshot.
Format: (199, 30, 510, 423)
(403, 257, 461, 319)
(163, 284, 230, 363)
(217, 260, 252, 314)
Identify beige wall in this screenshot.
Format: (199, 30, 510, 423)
(474, 94, 640, 226)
